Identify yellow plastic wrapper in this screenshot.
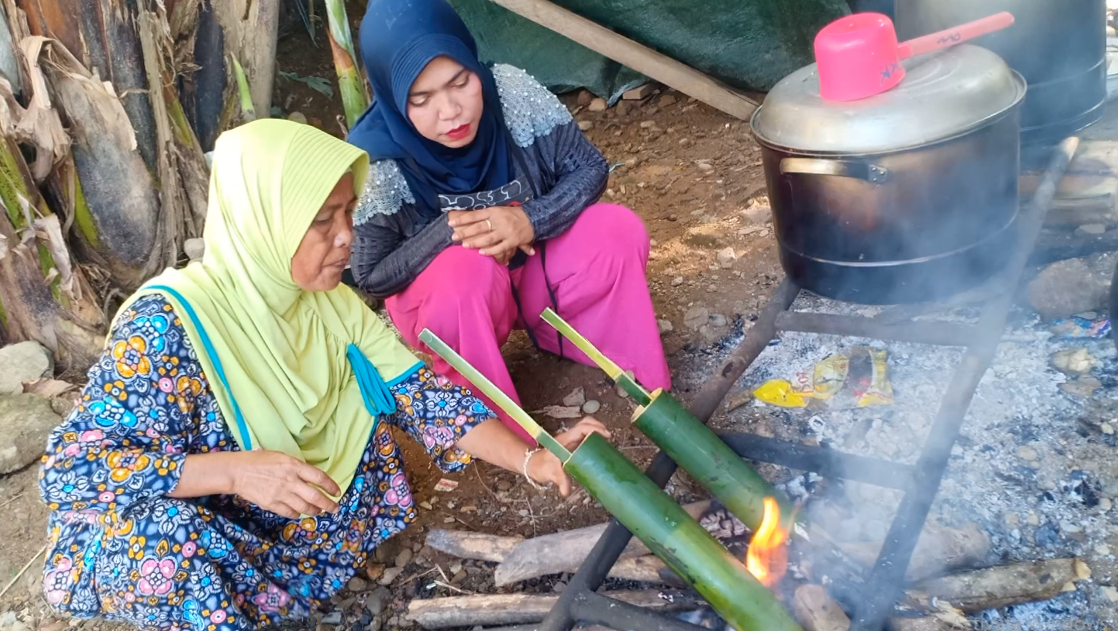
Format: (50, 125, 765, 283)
(851, 347, 894, 407)
(793, 353, 848, 400)
(754, 347, 894, 410)
(753, 379, 810, 408)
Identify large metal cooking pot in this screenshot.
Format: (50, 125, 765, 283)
(751, 45, 1027, 305)
(897, 0, 1106, 146)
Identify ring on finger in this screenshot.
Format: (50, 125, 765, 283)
(486, 219, 494, 232)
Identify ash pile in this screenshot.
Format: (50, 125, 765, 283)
(697, 288, 1118, 627)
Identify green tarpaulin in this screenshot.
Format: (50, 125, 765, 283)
(449, 0, 853, 101)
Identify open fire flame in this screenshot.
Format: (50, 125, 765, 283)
(746, 497, 789, 587)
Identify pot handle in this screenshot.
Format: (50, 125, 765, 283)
(779, 158, 889, 183)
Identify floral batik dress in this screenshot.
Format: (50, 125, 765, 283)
(38, 294, 493, 631)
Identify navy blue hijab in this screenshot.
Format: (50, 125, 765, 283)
(348, 0, 513, 218)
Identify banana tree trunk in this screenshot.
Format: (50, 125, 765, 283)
(211, 0, 280, 119)
(0, 131, 103, 370)
(12, 0, 208, 290)
(325, 0, 369, 129)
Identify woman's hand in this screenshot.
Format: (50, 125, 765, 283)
(228, 450, 342, 519)
(448, 206, 535, 262)
(527, 418, 611, 496)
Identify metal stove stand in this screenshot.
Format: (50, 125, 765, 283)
(491, 138, 1079, 631)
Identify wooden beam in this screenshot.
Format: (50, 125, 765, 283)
(487, 0, 759, 120)
(407, 589, 702, 629)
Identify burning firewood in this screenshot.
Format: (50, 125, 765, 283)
(831, 522, 991, 582)
(793, 585, 851, 631)
(405, 589, 703, 629)
(904, 558, 1091, 614)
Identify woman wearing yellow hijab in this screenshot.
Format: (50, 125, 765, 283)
(37, 119, 605, 631)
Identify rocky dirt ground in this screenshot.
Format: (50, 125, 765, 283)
(3, 14, 1118, 631)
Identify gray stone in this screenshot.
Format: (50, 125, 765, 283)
(671, 276, 684, 287)
(582, 400, 601, 415)
(321, 612, 342, 625)
(684, 306, 710, 330)
(1077, 223, 1107, 235)
(365, 587, 391, 617)
(346, 576, 368, 592)
(657, 319, 674, 334)
(1060, 375, 1102, 398)
(377, 567, 404, 586)
(1027, 253, 1115, 320)
(716, 247, 737, 269)
(742, 201, 772, 224)
(393, 548, 413, 568)
(563, 388, 586, 408)
(1052, 348, 1097, 375)
(1017, 445, 1039, 461)
(577, 120, 593, 132)
(0, 341, 52, 396)
(588, 98, 607, 112)
(709, 314, 728, 328)
(0, 394, 61, 474)
(184, 238, 205, 262)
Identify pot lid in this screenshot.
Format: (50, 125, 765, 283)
(751, 44, 1026, 154)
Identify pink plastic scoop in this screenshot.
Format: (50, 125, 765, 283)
(814, 11, 1015, 102)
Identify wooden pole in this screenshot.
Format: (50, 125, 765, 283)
(407, 590, 701, 629)
(486, 0, 759, 119)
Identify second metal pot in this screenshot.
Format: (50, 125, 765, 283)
(751, 45, 1027, 304)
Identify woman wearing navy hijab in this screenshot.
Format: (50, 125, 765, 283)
(347, 0, 671, 443)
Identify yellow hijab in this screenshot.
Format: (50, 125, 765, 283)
(117, 119, 422, 496)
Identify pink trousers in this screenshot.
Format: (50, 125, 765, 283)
(386, 203, 672, 444)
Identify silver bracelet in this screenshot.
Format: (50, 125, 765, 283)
(522, 447, 544, 490)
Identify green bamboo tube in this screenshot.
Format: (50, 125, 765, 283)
(540, 308, 794, 529)
(568, 432, 802, 631)
(635, 389, 794, 530)
(418, 329, 801, 631)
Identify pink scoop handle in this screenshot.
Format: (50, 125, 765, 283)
(897, 11, 1014, 59)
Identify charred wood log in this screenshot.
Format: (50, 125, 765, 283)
(904, 558, 1091, 614)
(832, 522, 991, 583)
(793, 585, 851, 631)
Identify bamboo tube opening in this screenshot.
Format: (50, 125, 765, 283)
(630, 387, 665, 422)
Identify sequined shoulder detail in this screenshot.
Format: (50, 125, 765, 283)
(354, 158, 416, 225)
(493, 64, 573, 149)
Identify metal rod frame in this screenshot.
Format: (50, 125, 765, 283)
(492, 139, 1079, 631)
